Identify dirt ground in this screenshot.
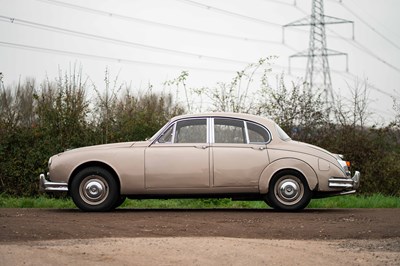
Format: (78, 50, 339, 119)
(1, 208, 399, 265)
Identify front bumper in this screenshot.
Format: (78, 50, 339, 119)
(328, 171, 361, 190)
(39, 174, 68, 192)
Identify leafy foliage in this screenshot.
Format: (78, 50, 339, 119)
(0, 61, 399, 197)
(167, 58, 400, 196)
(0, 69, 183, 196)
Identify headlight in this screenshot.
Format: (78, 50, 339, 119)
(337, 158, 351, 177)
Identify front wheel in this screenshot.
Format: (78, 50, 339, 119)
(70, 167, 119, 212)
(266, 170, 312, 211)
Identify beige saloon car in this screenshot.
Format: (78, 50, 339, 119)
(40, 112, 360, 211)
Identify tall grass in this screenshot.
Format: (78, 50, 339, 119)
(309, 194, 400, 208)
(0, 194, 75, 208)
(0, 194, 399, 209)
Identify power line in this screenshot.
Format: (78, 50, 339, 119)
(5, 2, 399, 95)
(293, 5, 400, 74)
(35, 0, 293, 49)
(343, 72, 397, 99)
(284, 60, 398, 100)
(0, 40, 238, 73)
(261, 0, 297, 7)
(335, 0, 400, 51)
(287, 63, 398, 100)
(0, 41, 395, 118)
(0, 14, 253, 66)
(347, 0, 400, 41)
(175, 0, 354, 42)
(283, 0, 354, 102)
(174, 0, 281, 27)
(174, 0, 337, 38)
(36, 0, 352, 52)
(325, 27, 400, 74)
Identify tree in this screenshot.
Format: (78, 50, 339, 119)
(258, 74, 328, 142)
(332, 78, 371, 128)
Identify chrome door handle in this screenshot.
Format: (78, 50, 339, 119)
(195, 145, 208, 149)
(251, 146, 266, 150)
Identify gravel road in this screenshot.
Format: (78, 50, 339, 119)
(1, 208, 399, 265)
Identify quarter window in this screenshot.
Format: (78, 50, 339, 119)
(247, 122, 270, 143)
(157, 124, 174, 143)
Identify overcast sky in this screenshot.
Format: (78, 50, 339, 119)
(1, 0, 399, 124)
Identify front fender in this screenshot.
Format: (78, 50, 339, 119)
(259, 158, 318, 193)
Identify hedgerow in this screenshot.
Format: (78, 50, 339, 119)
(0, 61, 399, 196)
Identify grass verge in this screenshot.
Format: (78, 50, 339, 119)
(0, 194, 399, 209)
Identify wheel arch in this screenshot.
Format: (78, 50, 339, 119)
(68, 161, 121, 193)
(259, 158, 318, 194)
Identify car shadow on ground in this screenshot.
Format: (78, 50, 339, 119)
(49, 207, 353, 214)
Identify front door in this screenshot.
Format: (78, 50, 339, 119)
(145, 118, 210, 188)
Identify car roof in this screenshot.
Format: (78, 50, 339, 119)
(171, 112, 276, 127)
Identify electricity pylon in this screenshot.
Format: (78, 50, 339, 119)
(283, 0, 354, 102)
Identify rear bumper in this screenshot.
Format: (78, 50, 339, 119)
(328, 171, 360, 190)
(39, 174, 68, 192)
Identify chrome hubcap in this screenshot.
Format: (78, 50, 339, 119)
(280, 181, 298, 199)
(274, 176, 304, 206)
(79, 175, 109, 206)
(85, 181, 104, 199)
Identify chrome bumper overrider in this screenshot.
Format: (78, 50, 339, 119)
(328, 171, 360, 190)
(39, 174, 68, 192)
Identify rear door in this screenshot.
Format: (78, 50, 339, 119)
(211, 118, 270, 189)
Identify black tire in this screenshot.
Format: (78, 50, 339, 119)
(264, 197, 273, 208)
(266, 170, 312, 211)
(70, 167, 119, 212)
(113, 196, 126, 209)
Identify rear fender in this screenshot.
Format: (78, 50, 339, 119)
(259, 158, 318, 193)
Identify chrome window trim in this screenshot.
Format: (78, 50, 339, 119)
(209, 118, 214, 144)
(171, 122, 177, 143)
(245, 120, 272, 144)
(212, 117, 246, 144)
(211, 117, 271, 145)
(153, 122, 176, 144)
(244, 121, 250, 144)
(154, 116, 272, 145)
(157, 117, 208, 144)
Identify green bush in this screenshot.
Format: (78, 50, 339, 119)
(0, 63, 399, 197)
(0, 70, 183, 196)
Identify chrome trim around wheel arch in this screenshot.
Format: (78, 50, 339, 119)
(39, 174, 68, 192)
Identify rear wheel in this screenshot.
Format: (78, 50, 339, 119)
(266, 170, 311, 211)
(70, 167, 119, 212)
(113, 196, 126, 209)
